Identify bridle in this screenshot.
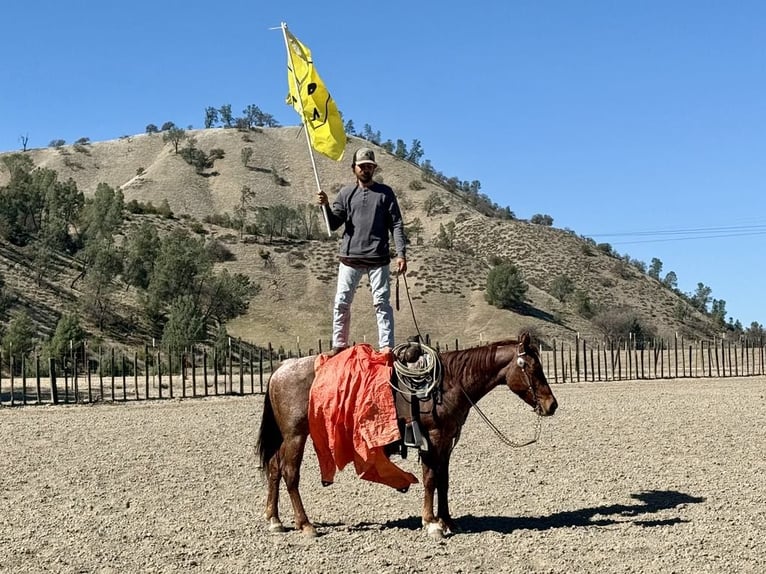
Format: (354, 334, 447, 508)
(459, 342, 543, 448)
(516, 345, 541, 412)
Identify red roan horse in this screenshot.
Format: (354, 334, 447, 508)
(256, 332, 558, 539)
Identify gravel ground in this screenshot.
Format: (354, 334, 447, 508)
(1, 376, 764, 574)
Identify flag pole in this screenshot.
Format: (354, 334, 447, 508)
(281, 22, 333, 237)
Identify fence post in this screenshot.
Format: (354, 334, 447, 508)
(552, 340, 558, 384)
(259, 348, 264, 393)
(122, 354, 127, 401)
(49, 357, 58, 405)
(168, 352, 174, 399)
(84, 345, 91, 402)
(35, 354, 42, 405)
(574, 334, 580, 383)
(238, 340, 244, 396)
(98, 346, 103, 400)
(72, 346, 79, 402)
(21, 355, 27, 406)
(144, 345, 150, 400)
(192, 346, 197, 397)
(228, 338, 233, 395)
(213, 348, 219, 395)
(181, 350, 187, 398)
(561, 343, 567, 383)
(157, 350, 163, 398)
(134, 352, 139, 400)
(110, 348, 116, 400)
(203, 349, 209, 397)
(62, 355, 68, 405)
(249, 346, 254, 394)
(597, 343, 602, 382)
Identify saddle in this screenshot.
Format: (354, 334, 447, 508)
(391, 337, 443, 455)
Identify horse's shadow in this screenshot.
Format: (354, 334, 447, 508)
(346, 490, 705, 534)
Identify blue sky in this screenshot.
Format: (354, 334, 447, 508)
(2, 1, 765, 327)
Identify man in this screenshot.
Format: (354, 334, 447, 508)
(317, 147, 407, 357)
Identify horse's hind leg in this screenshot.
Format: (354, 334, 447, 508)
(282, 432, 317, 537)
(264, 453, 286, 533)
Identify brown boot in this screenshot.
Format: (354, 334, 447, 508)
(323, 346, 347, 358)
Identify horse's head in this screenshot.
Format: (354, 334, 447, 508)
(505, 332, 558, 416)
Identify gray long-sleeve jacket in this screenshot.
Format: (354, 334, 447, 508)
(325, 181, 407, 260)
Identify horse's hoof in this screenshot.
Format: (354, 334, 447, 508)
(301, 525, 318, 538)
(396, 485, 409, 493)
(321, 480, 333, 487)
(267, 518, 286, 533)
(426, 522, 444, 540)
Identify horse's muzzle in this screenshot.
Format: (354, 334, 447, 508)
(536, 398, 558, 416)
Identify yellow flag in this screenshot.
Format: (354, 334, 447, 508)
(285, 28, 346, 161)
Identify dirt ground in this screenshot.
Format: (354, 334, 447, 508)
(1, 376, 764, 574)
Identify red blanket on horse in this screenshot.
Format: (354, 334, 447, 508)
(308, 344, 418, 491)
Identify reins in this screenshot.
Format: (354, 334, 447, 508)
(456, 361, 543, 448)
(395, 272, 543, 448)
(396, 272, 423, 337)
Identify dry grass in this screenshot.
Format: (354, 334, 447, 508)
(0, 128, 718, 351)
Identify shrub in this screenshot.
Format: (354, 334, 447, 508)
(572, 289, 596, 319)
(530, 213, 554, 226)
(485, 262, 528, 309)
(205, 239, 234, 262)
(408, 179, 425, 191)
(596, 242, 614, 256)
(612, 259, 634, 280)
(550, 274, 575, 302)
(593, 306, 655, 347)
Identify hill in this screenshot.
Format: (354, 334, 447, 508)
(0, 127, 720, 352)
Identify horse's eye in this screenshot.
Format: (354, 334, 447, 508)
(517, 357, 526, 368)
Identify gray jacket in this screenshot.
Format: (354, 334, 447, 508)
(325, 181, 407, 259)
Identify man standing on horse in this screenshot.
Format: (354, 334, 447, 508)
(317, 147, 408, 357)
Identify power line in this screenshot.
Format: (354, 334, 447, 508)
(584, 223, 766, 245)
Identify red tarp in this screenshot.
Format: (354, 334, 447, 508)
(308, 344, 418, 490)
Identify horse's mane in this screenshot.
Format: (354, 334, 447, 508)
(440, 338, 537, 384)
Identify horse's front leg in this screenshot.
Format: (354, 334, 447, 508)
(435, 455, 459, 535)
(420, 463, 442, 539)
(281, 433, 317, 537)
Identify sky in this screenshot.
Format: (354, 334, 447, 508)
(2, 1, 765, 327)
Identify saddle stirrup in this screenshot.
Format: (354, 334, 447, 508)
(404, 421, 429, 451)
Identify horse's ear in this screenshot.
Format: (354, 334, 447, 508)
(520, 331, 531, 348)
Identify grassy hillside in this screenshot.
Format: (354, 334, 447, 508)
(0, 127, 719, 351)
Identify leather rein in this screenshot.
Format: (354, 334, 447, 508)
(456, 344, 543, 448)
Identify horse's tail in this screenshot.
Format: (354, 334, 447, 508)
(256, 388, 283, 474)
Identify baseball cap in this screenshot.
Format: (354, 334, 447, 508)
(354, 148, 377, 166)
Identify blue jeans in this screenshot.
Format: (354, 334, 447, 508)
(332, 262, 394, 349)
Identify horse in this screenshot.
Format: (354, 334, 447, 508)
(255, 332, 558, 539)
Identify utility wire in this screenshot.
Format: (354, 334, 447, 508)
(584, 223, 766, 245)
